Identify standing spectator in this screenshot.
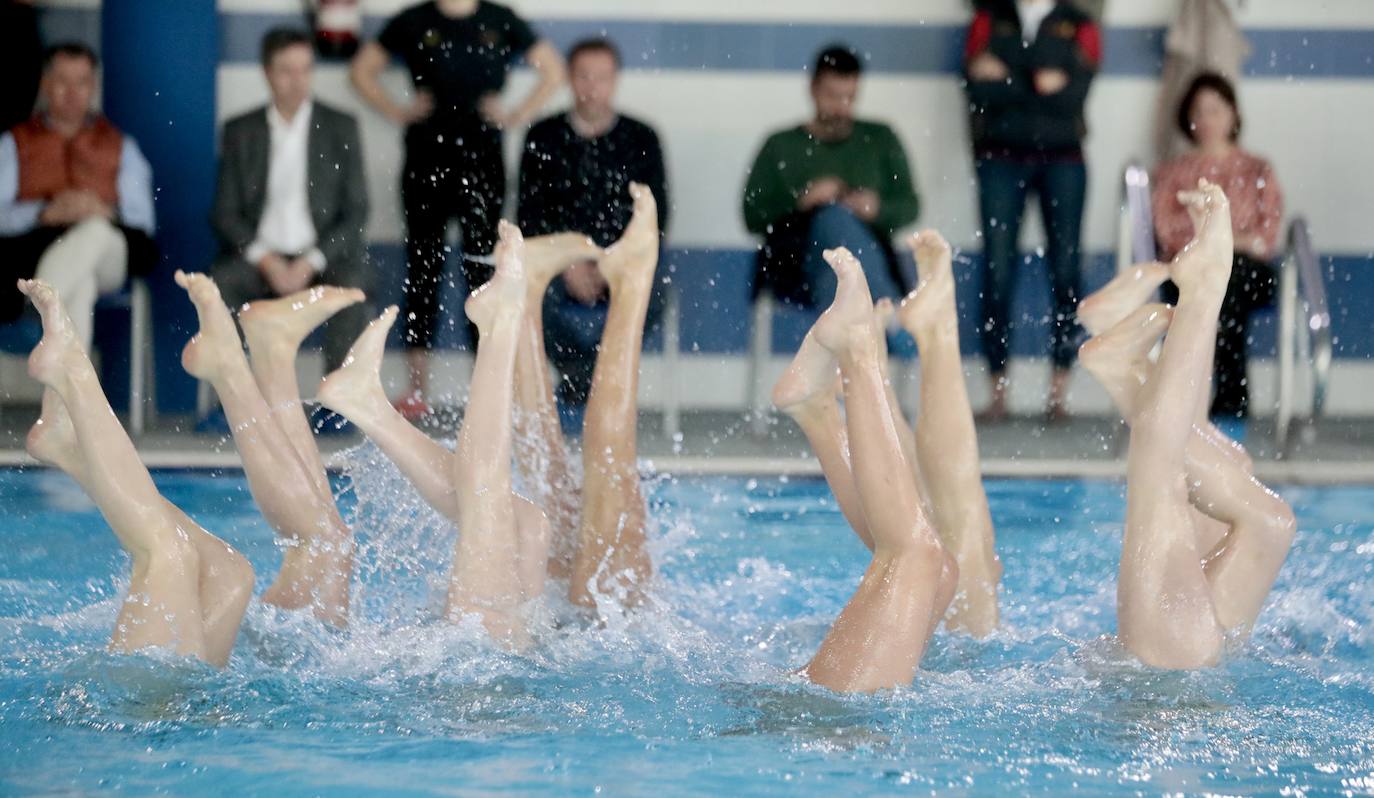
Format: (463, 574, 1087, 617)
(0, 42, 156, 351)
(742, 45, 919, 308)
(1153, 72, 1283, 419)
(0, 0, 42, 133)
(351, 0, 564, 420)
(517, 37, 668, 418)
(211, 27, 370, 374)
(964, 0, 1101, 421)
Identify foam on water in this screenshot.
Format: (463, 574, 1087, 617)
(1, 464, 1372, 796)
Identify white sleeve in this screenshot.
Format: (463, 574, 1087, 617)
(0, 133, 44, 235)
(117, 136, 156, 234)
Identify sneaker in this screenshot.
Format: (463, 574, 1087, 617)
(393, 393, 430, 422)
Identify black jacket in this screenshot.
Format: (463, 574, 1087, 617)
(963, 0, 1101, 157)
(211, 101, 369, 267)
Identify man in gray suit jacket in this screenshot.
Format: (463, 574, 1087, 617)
(212, 27, 370, 370)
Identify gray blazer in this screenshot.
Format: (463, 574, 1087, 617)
(211, 101, 368, 269)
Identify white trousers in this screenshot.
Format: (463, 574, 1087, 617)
(33, 217, 129, 351)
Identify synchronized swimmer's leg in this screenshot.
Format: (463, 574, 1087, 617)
(513, 233, 601, 578)
(238, 287, 365, 497)
(1114, 180, 1241, 669)
(796, 249, 954, 693)
(445, 221, 548, 648)
(569, 184, 658, 611)
(20, 279, 253, 667)
(1081, 284, 1294, 646)
(177, 271, 353, 627)
(894, 231, 1002, 637)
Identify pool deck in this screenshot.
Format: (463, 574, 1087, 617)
(1, 403, 1371, 484)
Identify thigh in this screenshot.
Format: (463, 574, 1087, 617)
(975, 159, 1031, 285)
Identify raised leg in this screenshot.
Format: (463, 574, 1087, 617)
(446, 220, 542, 648)
(176, 270, 352, 627)
(20, 280, 226, 663)
(514, 233, 602, 578)
(569, 185, 657, 610)
(797, 249, 953, 693)
(895, 231, 1002, 637)
(238, 286, 366, 497)
(1117, 181, 1234, 669)
(772, 330, 873, 550)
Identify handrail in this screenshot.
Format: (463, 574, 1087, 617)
(1120, 162, 1157, 270)
(1275, 216, 1333, 454)
(1118, 165, 1330, 456)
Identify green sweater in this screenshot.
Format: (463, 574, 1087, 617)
(741, 120, 920, 236)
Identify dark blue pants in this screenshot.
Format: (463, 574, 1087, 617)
(801, 204, 903, 306)
(542, 257, 667, 408)
(975, 157, 1087, 374)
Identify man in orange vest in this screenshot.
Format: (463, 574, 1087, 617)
(0, 42, 156, 351)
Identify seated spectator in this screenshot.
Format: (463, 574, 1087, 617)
(0, 0, 42, 133)
(517, 37, 668, 417)
(0, 42, 157, 351)
(964, 0, 1101, 422)
(1153, 72, 1283, 419)
(211, 27, 370, 372)
(742, 44, 919, 308)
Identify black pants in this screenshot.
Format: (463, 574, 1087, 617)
(1160, 253, 1277, 418)
(400, 119, 505, 349)
(210, 252, 372, 372)
(975, 156, 1087, 373)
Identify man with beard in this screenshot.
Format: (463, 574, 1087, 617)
(742, 45, 920, 308)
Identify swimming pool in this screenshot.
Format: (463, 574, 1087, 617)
(1, 459, 1372, 796)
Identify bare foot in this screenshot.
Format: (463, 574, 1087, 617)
(771, 330, 839, 413)
(523, 232, 603, 300)
(599, 183, 658, 292)
(1171, 180, 1234, 299)
(175, 270, 246, 382)
(17, 279, 84, 392)
(898, 230, 958, 339)
(811, 247, 876, 356)
(1077, 262, 1170, 336)
(317, 306, 399, 425)
(464, 220, 527, 335)
(1079, 303, 1174, 388)
(26, 389, 81, 474)
(239, 285, 365, 367)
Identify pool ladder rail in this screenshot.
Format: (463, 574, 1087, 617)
(1118, 162, 1331, 459)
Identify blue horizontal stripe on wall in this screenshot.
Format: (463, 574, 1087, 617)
(363, 244, 1374, 360)
(215, 11, 1374, 79)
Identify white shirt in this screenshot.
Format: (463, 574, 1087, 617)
(1017, 0, 1056, 44)
(245, 100, 325, 271)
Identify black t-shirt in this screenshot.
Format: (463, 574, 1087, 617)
(517, 114, 669, 247)
(379, 1, 536, 124)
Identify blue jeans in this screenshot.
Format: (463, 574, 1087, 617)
(975, 157, 1086, 374)
(802, 204, 902, 307)
(542, 257, 667, 411)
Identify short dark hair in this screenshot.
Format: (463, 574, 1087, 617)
(1177, 71, 1242, 144)
(813, 45, 862, 82)
(261, 27, 313, 69)
(43, 42, 98, 71)
(567, 37, 621, 69)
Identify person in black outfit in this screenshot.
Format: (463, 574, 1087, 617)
(517, 37, 669, 420)
(964, 0, 1101, 421)
(350, 0, 564, 419)
(0, 0, 42, 133)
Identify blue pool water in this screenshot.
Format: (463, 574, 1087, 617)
(1, 460, 1372, 796)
